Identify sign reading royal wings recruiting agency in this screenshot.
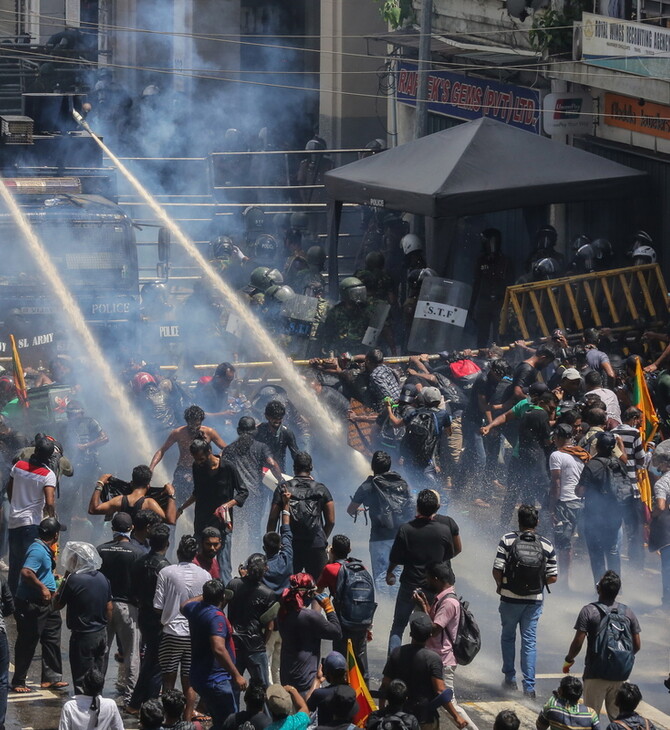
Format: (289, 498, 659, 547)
(396, 61, 541, 134)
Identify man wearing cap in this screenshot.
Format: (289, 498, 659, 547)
(577, 432, 627, 584)
(11, 516, 66, 693)
(182, 579, 247, 730)
(54, 541, 112, 694)
(555, 368, 584, 409)
(7, 435, 57, 594)
(97, 511, 145, 706)
(382, 613, 466, 730)
(307, 651, 353, 724)
(265, 683, 310, 730)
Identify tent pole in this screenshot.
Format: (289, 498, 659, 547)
(327, 199, 343, 300)
(414, 0, 433, 140)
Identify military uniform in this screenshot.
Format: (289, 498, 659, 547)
(320, 302, 373, 356)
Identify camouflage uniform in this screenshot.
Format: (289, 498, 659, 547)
(320, 302, 373, 356)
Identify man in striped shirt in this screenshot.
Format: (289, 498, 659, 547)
(493, 504, 558, 700)
(537, 676, 600, 730)
(611, 407, 647, 570)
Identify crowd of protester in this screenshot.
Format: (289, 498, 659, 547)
(0, 320, 669, 730)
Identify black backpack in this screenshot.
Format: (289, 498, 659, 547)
(370, 474, 413, 531)
(504, 531, 547, 596)
(588, 602, 635, 681)
(377, 713, 416, 730)
(402, 408, 439, 464)
(444, 593, 482, 666)
(287, 477, 324, 540)
(334, 558, 377, 630)
(593, 457, 633, 504)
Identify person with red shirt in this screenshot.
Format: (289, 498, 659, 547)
(317, 535, 374, 680)
(193, 528, 222, 580)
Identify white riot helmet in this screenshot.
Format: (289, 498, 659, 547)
(401, 233, 424, 256)
(632, 245, 656, 265)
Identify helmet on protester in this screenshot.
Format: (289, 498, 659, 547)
(535, 225, 558, 250)
(306, 245, 327, 270)
(290, 212, 309, 231)
(400, 233, 424, 256)
(265, 284, 295, 303)
(132, 371, 156, 393)
(532, 257, 559, 279)
(631, 245, 656, 264)
(365, 251, 385, 271)
(339, 277, 368, 306)
(210, 235, 234, 260)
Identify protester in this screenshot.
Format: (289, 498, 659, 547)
(58, 667, 124, 730)
(267, 451, 334, 579)
(492, 504, 558, 699)
(182, 579, 247, 730)
(226, 553, 278, 688)
(193, 527, 222, 580)
(314, 684, 359, 730)
(277, 573, 341, 694)
(222, 683, 271, 730)
(494, 710, 520, 730)
(387, 489, 461, 653)
(347, 450, 413, 593)
(11, 516, 66, 693)
(154, 535, 211, 721)
(536, 676, 599, 730)
(255, 401, 301, 472)
(0, 572, 13, 729)
(366, 679, 419, 730)
(307, 651, 351, 723)
(605, 683, 656, 730)
(265, 683, 310, 730)
(162, 688, 199, 730)
(178, 439, 247, 585)
(563, 571, 640, 721)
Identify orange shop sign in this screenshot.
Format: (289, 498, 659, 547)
(604, 93, 670, 140)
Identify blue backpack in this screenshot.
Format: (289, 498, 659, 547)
(589, 602, 635, 681)
(335, 558, 377, 630)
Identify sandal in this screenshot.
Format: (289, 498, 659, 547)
(192, 713, 212, 722)
(11, 686, 33, 694)
(41, 681, 69, 690)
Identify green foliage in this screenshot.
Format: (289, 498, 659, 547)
(529, 0, 589, 54)
(374, 0, 415, 29)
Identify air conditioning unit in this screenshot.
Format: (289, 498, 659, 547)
(0, 115, 34, 144)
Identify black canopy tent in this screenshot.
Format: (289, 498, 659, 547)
(324, 117, 648, 297)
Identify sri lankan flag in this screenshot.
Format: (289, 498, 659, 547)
(347, 639, 376, 727)
(632, 357, 658, 509)
(9, 334, 28, 407)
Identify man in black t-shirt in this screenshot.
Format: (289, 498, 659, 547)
(55, 557, 112, 695)
(386, 489, 461, 654)
(381, 613, 466, 729)
(226, 553, 278, 688)
(507, 345, 556, 407)
(517, 391, 556, 506)
(255, 400, 300, 472)
(267, 451, 334, 580)
(222, 683, 271, 730)
(97, 511, 145, 705)
(178, 439, 248, 585)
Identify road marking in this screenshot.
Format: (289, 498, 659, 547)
(8, 687, 63, 703)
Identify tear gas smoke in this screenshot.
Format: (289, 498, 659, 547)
(0, 173, 170, 485)
(74, 111, 369, 479)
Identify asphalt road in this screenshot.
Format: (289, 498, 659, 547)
(6, 491, 670, 730)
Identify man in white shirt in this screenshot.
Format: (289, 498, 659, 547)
(153, 535, 210, 722)
(7, 436, 57, 594)
(548, 424, 588, 582)
(584, 371, 621, 425)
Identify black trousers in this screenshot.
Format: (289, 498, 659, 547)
(128, 618, 162, 710)
(333, 629, 368, 680)
(12, 598, 62, 687)
(70, 628, 107, 695)
(292, 543, 327, 582)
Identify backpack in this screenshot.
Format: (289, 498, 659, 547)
(402, 409, 440, 464)
(287, 477, 324, 540)
(370, 474, 413, 531)
(377, 713, 416, 730)
(593, 457, 632, 504)
(444, 592, 482, 666)
(588, 602, 635, 681)
(504, 531, 547, 596)
(334, 558, 377, 630)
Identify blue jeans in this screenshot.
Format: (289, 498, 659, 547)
(8, 525, 39, 595)
(498, 600, 543, 692)
(234, 644, 270, 688)
(0, 629, 8, 730)
(197, 678, 238, 730)
(388, 582, 416, 654)
(584, 514, 621, 586)
(461, 419, 486, 496)
(216, 532, 232, 587)
(369, 539, 400, 596)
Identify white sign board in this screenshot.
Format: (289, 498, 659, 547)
(542, 92, 593, 135)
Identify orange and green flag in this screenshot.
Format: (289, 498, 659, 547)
(346, 639, 376, 727)
(9, 334, 28, 407)
(632, 357, 658, 509)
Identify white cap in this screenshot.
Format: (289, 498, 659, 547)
(562, 368, 581, 381)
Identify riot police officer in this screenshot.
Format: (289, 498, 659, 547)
(470, 228, 511, 347)
(525, 224, 565, 273)
(628, 230, 657, 266)
(319, 277, 372, 355)
(292, 245, 327, 295)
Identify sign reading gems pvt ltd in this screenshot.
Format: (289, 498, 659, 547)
(581, 12, 670, 79)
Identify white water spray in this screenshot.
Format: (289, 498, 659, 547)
(0, 175, 170, 486)
(73, 112, 368, 478)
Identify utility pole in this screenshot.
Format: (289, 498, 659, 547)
(414, 0, 433, 140)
